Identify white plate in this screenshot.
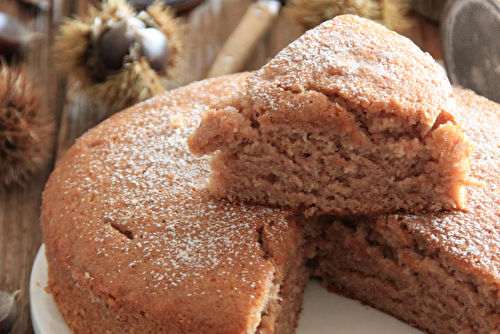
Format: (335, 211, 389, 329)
(30, 245, 422, 334)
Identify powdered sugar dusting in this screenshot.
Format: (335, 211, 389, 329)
(44, 75, 294, 307)
(401, 87, 500, 279)
(247, 15, 455, 130)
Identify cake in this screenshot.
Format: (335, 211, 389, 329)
(304, 86, 500, 333)
(41, 17, 500, 334)
(187, 15, 473, 216)
(41, 74, 310, 334)
(41, 72, 500, 333)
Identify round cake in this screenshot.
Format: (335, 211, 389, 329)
(42, 74, 500, 334)
(41, 74, 309, 334)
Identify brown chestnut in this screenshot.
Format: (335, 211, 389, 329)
(0, 13, 28, 58)
(136, 26, 170, 72)
(98, 17, 170, 73)
(130, 0, 206, 12)
(17, 0, 50, 11)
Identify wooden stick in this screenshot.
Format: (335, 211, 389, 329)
(207, 0, 280, 78)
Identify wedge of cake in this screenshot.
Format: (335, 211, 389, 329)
(303, 86, 500, 333)
(188, 15, 473, 216)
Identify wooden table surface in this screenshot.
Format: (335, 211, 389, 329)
(0, 1, 441, 332)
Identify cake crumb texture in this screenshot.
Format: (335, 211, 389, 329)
(188, 15, 473, 216)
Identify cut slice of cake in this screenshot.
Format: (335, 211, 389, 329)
(303, 86, 500, 333)
(188, 15, 473, 216)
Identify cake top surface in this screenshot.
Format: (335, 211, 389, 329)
(248, 15, 455, 133)
(41, 74, 299, 333)
(399, 87, 500, 280)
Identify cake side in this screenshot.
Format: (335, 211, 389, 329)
(306, 86, 500, 333)
(41, 74, 309, 334)
(188, 15, 473, 216)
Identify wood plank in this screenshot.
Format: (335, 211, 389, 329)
(0, 0, 78, 333)
(403, 13, 443, 61)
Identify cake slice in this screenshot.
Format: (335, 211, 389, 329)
(188, 15, 473, 216)
(304, 86, 500, 333)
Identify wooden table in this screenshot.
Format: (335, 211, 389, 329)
(0, 1, 63, 333)
(0, 1, 441, 332)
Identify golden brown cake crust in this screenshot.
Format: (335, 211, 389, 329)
(41, 74, 306, 334)
(245, 14, 455, 134)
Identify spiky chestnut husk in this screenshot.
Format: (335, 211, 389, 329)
(380, 0, 411, 32)
(53, 0, 183, 115)
(0, 63, 54, 187)
(288, 0, 411, 32)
